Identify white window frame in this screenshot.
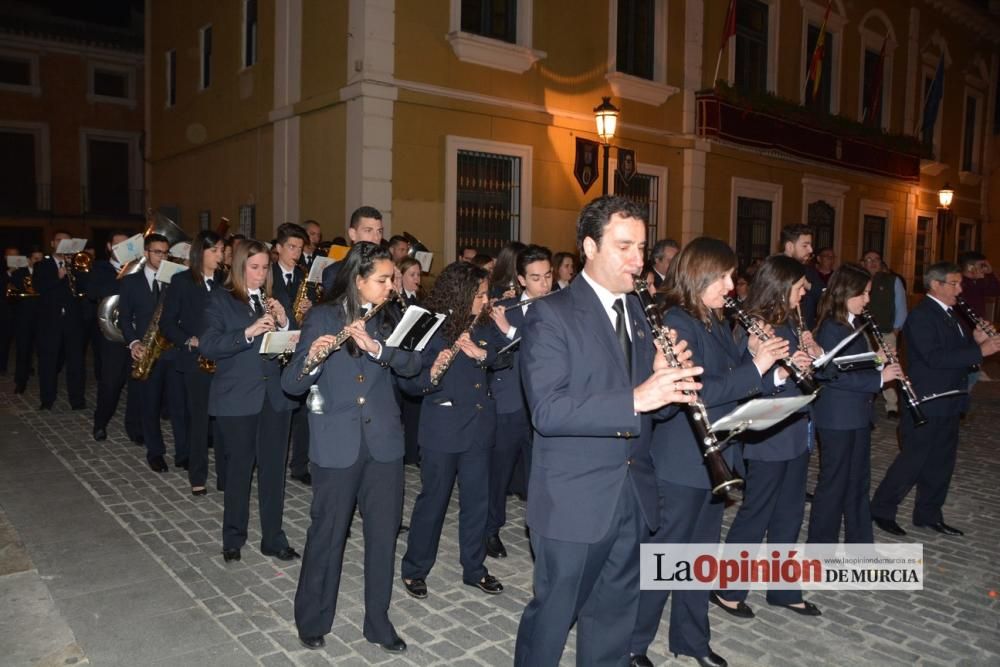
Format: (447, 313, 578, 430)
(606, 0, 677, 107)
(165, 49, 176, 108)
(727, 0, 780, 94)
(0, 121, 50, 210)
(730, 177, 782, 254)
(798, 0, 845, 114)
(919, 59, 944, 160)
(0, 48, 40, 96)
(913, 207, 937, 285)
(959, 86, 985, 178)
(856, 27, 894, 131)
(199, 24, 213, 91)
(79, 129, 144, 216)
(801, 176, 848, 257)
(87, 61, 136, 109)
(858, 199, 893, 259)
(242, 0, 258, 70)
(446, 0, 545, 74)
(610, 157, 669, 240)
(444, 135, 533, 265)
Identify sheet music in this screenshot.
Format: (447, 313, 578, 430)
(811, 322, 868, 370)
(384, 305, 445, 351)
(5, 255, 28, 269)
(259, 331, 300, 354)
(54, 238, 87, 254)
(112, 233, 144, 265)
(710, 395, 816, 433)
(306, 256, 334, 282)
(154, 260, 187, 284)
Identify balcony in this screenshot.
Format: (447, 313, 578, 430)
(696, 86, 924, 182)
(0, 183, 52, 216)
(81, 186, 145, 217)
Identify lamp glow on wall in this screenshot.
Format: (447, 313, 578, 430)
(594, 96, 620, 195)
(938, 183, 954, 209)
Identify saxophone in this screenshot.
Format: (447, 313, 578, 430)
(291, 276, 311, 323)
(131, 292, 172, 380)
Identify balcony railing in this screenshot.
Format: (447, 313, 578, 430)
(696, 85, 924, 182)
(81, 186, 145, 217)
(0, 183, 52, 215)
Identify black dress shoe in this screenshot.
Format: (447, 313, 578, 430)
(222, 548, 241, 562)
(191, 487, 207, 496)
(298, 634, 325, 650)
(485, 534, 507, 558)
(709, 591, 755, 618)
(768, 600, 822, 616)
(369, 635, 407, 653)
(681, 650, 727, 667)
(175, 459, 189, 470)
(914, 520, 964, 536)
(92, 427, 107, 441)
(873, 517, 907, 536)
(402, 577, 427, 599)
(262, 546, 301, 561)
(630, 655, 654, 667)
(291, 472, 312, 486)
(466, 573, 503, 595)
(148, 456, 169, 473)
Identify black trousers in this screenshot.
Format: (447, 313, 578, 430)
(37, 312, 85, 407)
(216, 400, 292, 552)
(807, 428, 873, 544)
(288, 405, 310, 477)
(487, 409, 531, 535)
(631, 481, 725, 659)
(13, 305, 37, 388)
(514, 484, 643, 667)
(401, 393, 422, 465)
(93, 338, 141, 437)
(165, 363, 189, 464)
(294, 441, 403, 643)
(135, 359, 168, 461)
(183, 368, 213, 487)
(871, 413, 960, 526)
(0, 310, 13, 372)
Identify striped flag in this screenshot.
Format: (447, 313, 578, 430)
(713, 0, 738, 86)
(805, 1, 833, 103)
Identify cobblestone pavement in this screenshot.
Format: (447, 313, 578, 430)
(1, 368, 999, 666)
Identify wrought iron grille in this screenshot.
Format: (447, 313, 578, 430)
(456, 150, 521, 255)
(735, 196, 772, 272)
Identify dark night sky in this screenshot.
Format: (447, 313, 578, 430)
(0, 0, 143, 27)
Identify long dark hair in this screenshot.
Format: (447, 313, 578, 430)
(322, 242, 397, 356)
(489, 241, 526, 294)
(189, 230, 223, 285)
(815, 263, 870, 330)
(426, 261, 489, 344)
(743, 255, 805, 327)
(659, 237, 736, 328)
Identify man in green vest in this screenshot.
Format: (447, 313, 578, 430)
(862, 250, 908, 418)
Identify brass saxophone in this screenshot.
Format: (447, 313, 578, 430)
(131, 290, 172, 380)
(291, 275, 312, 323)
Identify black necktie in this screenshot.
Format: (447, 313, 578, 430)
(205, 278, 213, 292)
(250, 293, 263, 317)
(152, 280, 160, 300)
(285, 273, 292, 288)
(946, 308, 964, 337)
(612, 298, 632, 379)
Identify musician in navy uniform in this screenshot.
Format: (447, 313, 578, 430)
(199, 239, 299, 563)
(513, 197, 703, 667)
(161, 230, 225, 495)
(283, 242, 421, 653)
(397, 256, 425, 465)
(321, 206, 385, 294)
(89, 231, 142, 443)
(629, 238, 787, 667)
(484, 244, 552, 559)
(807, 264, 902, 545)
(33, 231, 87, 410)
(871, 262, 1000, 537)
(10, 249, 43, 395)
(712, 255, 822, 619)
(399, 261, 511, 600)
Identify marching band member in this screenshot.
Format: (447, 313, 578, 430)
(397, 256, 425, 466)
(161, 230, 225, 495)
(712, 255, 821, 618)
(199, 239, 299, 563)
(399, 261, 510, 600)
(283, 242, 421, 653)
(551, 251, 577, 291)
(10, 249, 42, 395)
(489, 241, 525, 299)
(398, 257, 423, 307)
(807, 264, 902, 544)
(630, 237, 787, 667)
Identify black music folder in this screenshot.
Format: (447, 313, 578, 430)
(385, 306, 445, 351)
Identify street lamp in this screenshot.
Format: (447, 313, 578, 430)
(594, 96, 620, 195)
(936, 182, 954, 261)
(938, 183, 954, 209)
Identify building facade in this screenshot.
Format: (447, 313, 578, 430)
(147, 0, 1000, 298)
(0, 1, 146, 252)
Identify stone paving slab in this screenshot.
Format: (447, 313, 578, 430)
(1, 370, 999, 666)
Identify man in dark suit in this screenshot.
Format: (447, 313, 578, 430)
(89, 232, 143, 442)
(10, 250, 43, 394)
(33, 231, 87, 410)
(299, 219, 322, 271)
(871, 262, 1000, 537)
(321, 206, 385, 294)
(1, 247, 20, 374)
(648, 239, 679, 289)
(513, 196, 702, 667)
(781, 224, 824, 329)
(119, 233, 175, 472)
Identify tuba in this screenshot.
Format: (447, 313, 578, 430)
(98, 211, 190, 343)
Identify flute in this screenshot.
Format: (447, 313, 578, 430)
(724, 296, 818, 394)
(297, 297, 390, 379)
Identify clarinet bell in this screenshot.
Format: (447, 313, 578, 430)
(306, 385, 325, 415)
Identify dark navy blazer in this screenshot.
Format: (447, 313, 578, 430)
(33, 257, 82, 318)
(85, 260, 120, 305)
(653, 307, 773, 489)
(199, 288, 296, 416)
(398, 321, 508, 454)
(271, 263, 306, 329)
(902, 297, 981, 417)
(282, 301, 422, 468)
(489, 301, 528, 415)
(320, 260, 342, 296)
(519, 278, 663, 544)
(811, 318, 881, 430)
(160, 269, 220, 373)
(118, 270, 158, 346)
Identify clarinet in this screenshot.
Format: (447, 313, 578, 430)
(634, 279, 743, 496)
(954, 297, 998, 338)
(860, 308, 927, 427)
(724, 296, 818, 394)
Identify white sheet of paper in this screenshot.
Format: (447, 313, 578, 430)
(170, 241, 191, 260)
(384, 305, 446, 352)
(259, 330, 300, 354)
(6, 255, 28, 269)
(112, 233, 144, 265)
(154, 260, 187, 284)
(55, 238, 87, 254)
(307, 256, 334, 282)
(414, 251, 433, 273)
(811, 322, 868, 370)
(710, 395, 817, 433)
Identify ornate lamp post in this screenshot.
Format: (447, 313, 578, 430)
(594, 97, 620, 196)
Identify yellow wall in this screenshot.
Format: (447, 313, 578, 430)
(298, 104, 347, 235)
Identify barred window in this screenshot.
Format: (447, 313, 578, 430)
(862, 214, 886, 257)
(913, 215, 932, 293)
(735, 196, 772, 273)
(239, 204, 256, 238)
(461, 0, 517, 44)
(807, 200, 835, 252)
(615, 171, 659, 253)
(455, 150, 521, 255)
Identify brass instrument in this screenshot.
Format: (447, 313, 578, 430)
(6, 274, 37, 298)
(297, 297, 391, 378)
(291, 273, 317, 323)
(860, 307, 927, 427)
(954, 296, 998, 338)
(724, 296, 818, 394)
(635, 278, 743, 495)
(131, 287, 172, 380)
(72, 252, 92, 272)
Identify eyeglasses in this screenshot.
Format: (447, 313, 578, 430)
(147, 249, 167, 256)
(943, 280, 962, 287)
